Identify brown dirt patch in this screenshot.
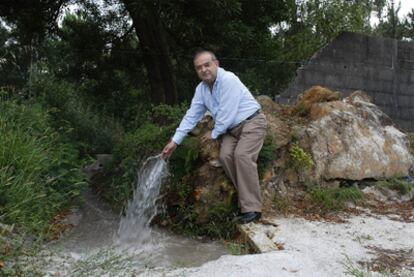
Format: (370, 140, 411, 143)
(364, 196, 414, 223)
(358, 246, 414, 274)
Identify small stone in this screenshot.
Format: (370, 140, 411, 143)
(209, 159, 222, 168)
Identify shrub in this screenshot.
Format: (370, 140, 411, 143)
(289, 142, 314, 170)
(32, 76, 124, 155)
(0, 100, 85, 234)
(99, 103, 188, 207)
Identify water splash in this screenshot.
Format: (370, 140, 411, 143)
(117, 155, 169, 244)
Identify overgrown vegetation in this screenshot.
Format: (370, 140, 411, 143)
(0, 99, 87, 273)
(33, 75, 124, 155)
(0, 100, 85, 234)
(98, 104, 188, 209)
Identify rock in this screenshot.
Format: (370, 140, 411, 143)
(188, 164, 236, 224)
(257, 95, 283, 115)
(289, 86, 341, 117)
(265, 113, 291, 149)
(257, 95, 291, 149)
(208, 159, 222, 168)
(302, 90, 414, 181)
(166, 87, 414, 235)
(238, 218, 280, 253)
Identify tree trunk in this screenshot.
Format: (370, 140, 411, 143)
(123, 0, 178, 105)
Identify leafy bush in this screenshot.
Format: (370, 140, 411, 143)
(0, 100, 85, 234)
(150, 102, 189, 126)
(32, 76, 124, 155)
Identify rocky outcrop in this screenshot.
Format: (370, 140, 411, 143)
(302, 90, 413, 181)
(165, 86, 414, 231)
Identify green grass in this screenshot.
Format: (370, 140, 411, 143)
(376, 178, 414, 196)
(0, 100, 85, 235)
(309, 185, 364, 211)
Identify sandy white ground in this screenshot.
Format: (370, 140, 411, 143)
(143, 213, 414, 277)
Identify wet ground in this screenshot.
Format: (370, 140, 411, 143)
(41, 190, 229, 276)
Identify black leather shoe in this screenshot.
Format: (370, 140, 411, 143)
(239, 212, 261, 224)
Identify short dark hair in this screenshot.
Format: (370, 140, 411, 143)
(193, 50, 217, 62)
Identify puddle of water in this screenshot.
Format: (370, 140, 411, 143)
(43, 156, 228, 275)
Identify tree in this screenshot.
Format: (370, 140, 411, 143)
(121, 0, 178, 105)
(402, 9, 414, 39)
(0, 0, 69, 90)
(374, 0, 406, 39)
(0, 0, 69, 45)
(118, 0, 293, 102)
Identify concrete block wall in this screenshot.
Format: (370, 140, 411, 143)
(278, 32, 414, 131)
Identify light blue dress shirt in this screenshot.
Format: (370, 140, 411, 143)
(172, 67, 261, 145)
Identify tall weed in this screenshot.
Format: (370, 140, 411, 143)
(0, 100, 85, 234)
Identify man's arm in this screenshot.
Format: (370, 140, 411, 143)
(162, 89, 206, 158)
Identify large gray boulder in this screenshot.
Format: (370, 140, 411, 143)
(302, 91, 414, 181)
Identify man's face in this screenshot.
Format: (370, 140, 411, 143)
(194, 53, 219, 85)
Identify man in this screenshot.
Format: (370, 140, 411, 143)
(162, 50, 267, 224)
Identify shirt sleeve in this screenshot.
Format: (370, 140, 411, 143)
(211, 77, 242, 139)
(172, 89, 207, 145)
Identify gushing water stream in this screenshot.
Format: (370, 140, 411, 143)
(37, 155, 228, 276)
(117, 155, 169, 244)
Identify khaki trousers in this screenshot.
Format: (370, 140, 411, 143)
(219, 112, 267, 213)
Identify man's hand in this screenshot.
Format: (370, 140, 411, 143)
(162, 140, 177, 159)
(201, 131, 213, 143)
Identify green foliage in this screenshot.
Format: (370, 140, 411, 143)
(289, 142, 314, 170)
(200, 202, 238, 239)
(172, 197, 238, 240)
(0, 100, 85, 234)
(372, 1, 414, 40)
(99, 123, 169, 208)
(169, 137, 201, 181)
(309, 185, 364, 211)
(258, 134, 277, 178)
(104, 103, 187, 208)
(376, 178, 414, 196)
(33, 75, 124, 155)
(150, 102, 189, 126)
